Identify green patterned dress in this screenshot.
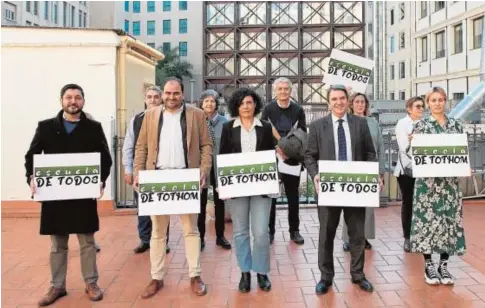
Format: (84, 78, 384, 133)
(410, 115, 466, 256)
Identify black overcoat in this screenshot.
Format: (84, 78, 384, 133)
(24, 110, 113, 235)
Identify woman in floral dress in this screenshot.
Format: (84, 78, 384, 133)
(409, 87, 466, 286)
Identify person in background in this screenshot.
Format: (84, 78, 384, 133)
(261, 77, 306, 245)
(304, 84, 377, 295)
(122, 86, 170, 254)
(341, 93, 385, 251)
(25, 84, 113, 306)
(219, 88, 276, 293)
(133, 77, 212, 298)
(393, 96, 425, 252)
(408, 87, 466, 285)
(197, 89, 231, 250)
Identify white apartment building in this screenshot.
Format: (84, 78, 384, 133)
(1, 1, 89, 27)
(412, 1, 485, 107)
(90, 1, 203, 103)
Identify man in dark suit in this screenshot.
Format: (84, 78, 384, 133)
(24, 84, 113, 306)
(304, 84, 377, 294)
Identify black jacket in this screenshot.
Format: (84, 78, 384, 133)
(24, 110, 113, 235)
(219, 118, 276, 155)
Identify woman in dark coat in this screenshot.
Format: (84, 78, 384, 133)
(24, 84, 112, 306)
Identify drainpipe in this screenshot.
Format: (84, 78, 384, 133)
(481, 17, 485, 82)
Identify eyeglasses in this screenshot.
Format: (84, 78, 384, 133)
(414, 104, 424, 109)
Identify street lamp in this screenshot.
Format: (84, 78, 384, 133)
(190, 79, 195, 103)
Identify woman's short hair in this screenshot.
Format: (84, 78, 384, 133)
(425, 86, 447, 104)
(349, 92, 370, 116)
(405, 96, 425, 110)
(198, 89, 220, 110)
(227, 87, 263, 118)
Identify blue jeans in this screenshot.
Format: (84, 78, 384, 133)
(227, 196, 271, 274)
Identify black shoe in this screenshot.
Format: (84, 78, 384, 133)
(403, 238, 410, 252)
(166, 243, 170, 254)
(200, 239, 205, 251)
(239, 272, 251, 293)
(257, 274, 271, 292)
(351, 278, 373, 292)
(216, 237, 231, 250)
(290, 231, 304, 245)
(365, 240, 372, 250)
(269, 233, 274, 245)
(133, 242, 150, 254)
(315, 279, 332, 295)
(342, 241, 350, 252)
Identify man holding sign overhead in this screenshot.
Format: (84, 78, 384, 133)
(133, 77, 212, 298)
(24, 84, 113, 306)
(304, 84, 377, 294)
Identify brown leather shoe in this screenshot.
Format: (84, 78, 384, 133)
(141, 279, 164, 299)
(38, 287, 67, 306)
(85, 282, 103, 301)
(190, 276, 207, 296)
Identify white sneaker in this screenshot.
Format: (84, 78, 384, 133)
(424, 260, 440, 285)
(438, 260, 454, 285)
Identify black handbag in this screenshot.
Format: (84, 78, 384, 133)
(399, 153, 413, 177)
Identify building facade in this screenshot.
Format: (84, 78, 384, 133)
(203, 1, 366, 120)
(1, 1, 89, 27)
(90, 1, 204, 103)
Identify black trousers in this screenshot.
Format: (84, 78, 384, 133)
(397, 175, 415, 239)
(198, 166, 225, 239)
(318, 206, 366, 281)
(269, 173, 301, 235)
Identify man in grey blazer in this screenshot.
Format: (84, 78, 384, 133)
(304, 85, 377, 294)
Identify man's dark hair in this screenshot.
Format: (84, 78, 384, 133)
(162, 77, 184, 93)
(60, 83, 85, 99)
(227, 87, 263, 118)
(327, 84, 349, 101)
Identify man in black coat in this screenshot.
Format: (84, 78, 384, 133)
(24, 84, 113, 306)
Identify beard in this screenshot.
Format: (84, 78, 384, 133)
(63, 104, 82, 115)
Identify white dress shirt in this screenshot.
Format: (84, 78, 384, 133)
(156, 106, 186, 169)
(233, 117, 262, 153)
(393, 115, 416, 177)
(331, 113, 352, 161)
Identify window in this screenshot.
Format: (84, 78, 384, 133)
(399, 91, 406, 100)
(453, 93, 465, 102)
(400, 2, 405, 20)
(390, 92, 395, 100)
(390, 64, 395, 80)
(71, 6, 75, 26)
(83, 12, 86, 27)
(26, 20, 32, 25)
(420, 2, 427, 18)
(44, 1, 49, 20)
(390, 9, 394, 25)
(399, 61, 405, 79)
(133, 21, 140, 35)
(26, 1, 31, 12)
(454, 24, 463, 54)
(179, 1, 187, 11)
(435, 30, 445, 58)
(163, 42, 171, 53)
(124, 19, 129, 32)
(399, 32, 405, 49)
(435, 1, 445, 12)
(78, 9, 82, 27)
(147, 42, 156, 48)
(4, 9, 15, 21)
(53, 2, 58, 23)
(147, 20, 155, 35)
(390, 35, 395, 53)
(133, 1, 140, 13)
(163, 1, 171, 11)
(147, 1, 155, 12)
(421, 36, 428, 62)
(124, 1, 129, 12)
(179, 41, 188, 56)
(33, 1, 38, 15)
(62, 2, 67, 26)
(473, 17, 483, 49)
(163, 19, 171, 34)
(179, 19, 187, 34)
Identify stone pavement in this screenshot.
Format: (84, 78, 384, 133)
(2, 204, 485, 308)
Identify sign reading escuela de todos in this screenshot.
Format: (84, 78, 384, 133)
(216, 150, 280, 199)
(318, 160, 380, 208)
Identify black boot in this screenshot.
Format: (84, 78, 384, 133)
(257, 274, 271, 292)
(239, 272, 251, 293)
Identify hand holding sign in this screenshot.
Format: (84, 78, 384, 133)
(133, 175, 139, 192)
(313, 175, 320, 195)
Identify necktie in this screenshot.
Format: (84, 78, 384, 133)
(337, 119, 347, 161)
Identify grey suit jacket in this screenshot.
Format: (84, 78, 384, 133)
(304, 113, 377, 180)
